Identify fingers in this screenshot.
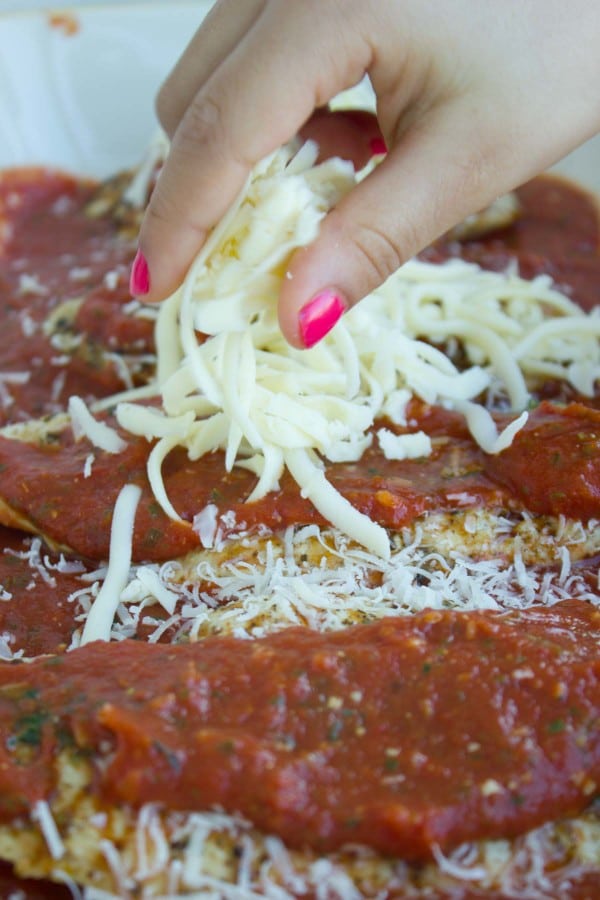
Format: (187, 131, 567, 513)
(156, 0, 265, 138)
(278, 98, 546, 347)
(135, 0, 600, 333)
(135, 1, 372, 304)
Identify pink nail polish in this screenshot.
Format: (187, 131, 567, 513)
(130, 249, 150, 296)
(298, 290, 347, 348)
(369, 136, 387, 156)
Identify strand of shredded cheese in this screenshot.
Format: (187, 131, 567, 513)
(31, 800, 65, 861)
(69, 395, 127, 454)
(80, 484, 141, 644)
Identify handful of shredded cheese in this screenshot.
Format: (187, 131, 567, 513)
(115, 141, 600, 559)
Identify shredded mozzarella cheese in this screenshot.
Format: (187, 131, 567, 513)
(69, 395, 127, 454)
(31, 800, 65, 861)
(80, 484, 141, 644)
(114, 142, 600, 558)
(377, 428, 432, 460)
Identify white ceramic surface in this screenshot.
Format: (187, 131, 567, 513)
(0, 2, 211, 177)
(0, 1, 164, 7)
(0, 2, 599, 193)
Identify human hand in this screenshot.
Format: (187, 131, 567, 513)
(131, 0, 600, 347)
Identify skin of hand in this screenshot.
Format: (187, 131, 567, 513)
(131, 0, 600, 348)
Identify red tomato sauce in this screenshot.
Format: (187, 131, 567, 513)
(0, 166, 598, 895)
(0, 170, 597, 562)
(0, 526, 179, 655)
(0, 399, 599, 563)
(0, 602, 597, 862)
(0, 169, 151, 423)
(0, 527, 87, 656)
(427, 175, 600, 310)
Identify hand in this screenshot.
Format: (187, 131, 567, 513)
(132, 0, 600, 347)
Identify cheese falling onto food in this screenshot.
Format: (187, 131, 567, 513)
(80, 483, 141, 645)
(115, 141, 600, 558)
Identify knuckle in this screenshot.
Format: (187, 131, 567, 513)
(143, 195, 180, 242)
(176, 92, 254, 172)
(177, 94, 224, 156)
(350, 219, 409, 286)
(145, 190, 177, 229)
(144, 176, 204, 239)
(447, 137, 503, 219)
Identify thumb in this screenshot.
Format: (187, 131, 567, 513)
(278, 100, 553, 348)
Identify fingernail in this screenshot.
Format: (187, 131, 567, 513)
(369, 137, 387, 156)
(129, 249, 150, 296)
(298, 290, 347, 348)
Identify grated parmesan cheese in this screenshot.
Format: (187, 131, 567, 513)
(38, 797, 600, 900)
(121, 565, 179, 615)
(0, 371, 30, 410)
(83, 453, 95, 478)
(103, 269, 120, 291)
(77, 519, 599, 650)
(17, 273, 47, 296)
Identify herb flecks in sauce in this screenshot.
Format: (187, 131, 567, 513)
(0, 603, 597, 862)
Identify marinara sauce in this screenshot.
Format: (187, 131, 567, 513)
(0, 602, 598, 862)
(0, 165, 599, 899)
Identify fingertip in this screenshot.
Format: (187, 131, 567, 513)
(279, 100, 521, 352)
(278, 240, 353, 349)
(132, 209, 207, 304)
(129, 249, 150, 298)
(128, 240, 199, 304)
(297, 289, 348, 348)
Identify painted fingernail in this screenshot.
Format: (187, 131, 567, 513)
(370, 137, 388, 156)
(298, 290, 347, 348)
(129, 249, 150, 296)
